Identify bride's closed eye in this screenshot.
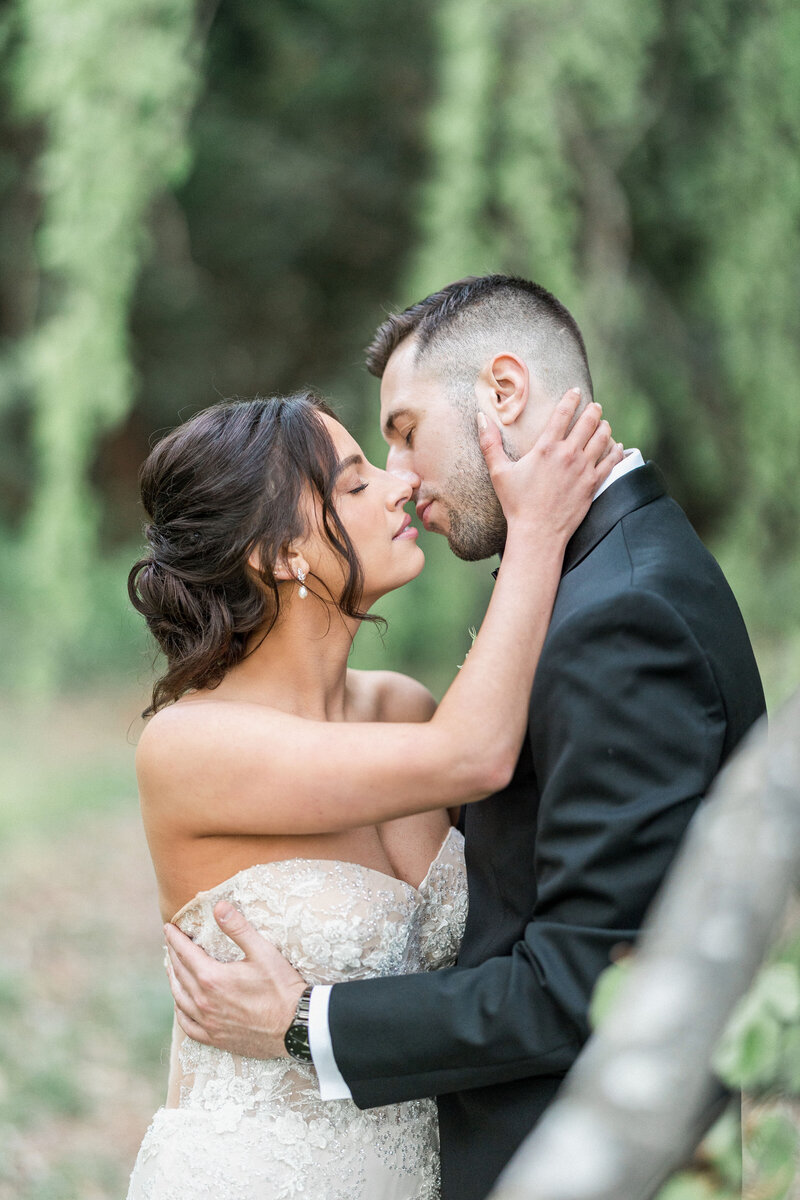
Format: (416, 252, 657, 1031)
(349, 482, 368, 495)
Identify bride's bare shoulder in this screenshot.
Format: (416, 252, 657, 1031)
(135, 697, 281, 783)
(346, 668, 437, 724)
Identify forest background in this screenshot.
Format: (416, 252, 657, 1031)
(0, 1, 798, 1197)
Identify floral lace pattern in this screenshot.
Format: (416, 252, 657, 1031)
(127, 828, 467, 1200)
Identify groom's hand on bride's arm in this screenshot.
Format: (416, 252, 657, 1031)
(164, 900, 306, 1059)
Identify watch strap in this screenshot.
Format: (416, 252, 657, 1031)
(284, 986, 314, 1063)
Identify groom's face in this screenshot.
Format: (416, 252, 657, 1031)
(379, 338, 507, 561)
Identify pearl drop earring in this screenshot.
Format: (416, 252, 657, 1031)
(297, 570, 308, 599)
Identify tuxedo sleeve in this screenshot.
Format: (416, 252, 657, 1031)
(327, 590, 727, 1108)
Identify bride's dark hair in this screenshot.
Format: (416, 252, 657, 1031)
(128, 392, 377, 717)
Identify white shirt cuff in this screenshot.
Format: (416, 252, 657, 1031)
(308, 985, 352, 1100)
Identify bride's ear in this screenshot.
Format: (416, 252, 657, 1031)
(265, 546, 309, 585)
(476, 353, 530, 428)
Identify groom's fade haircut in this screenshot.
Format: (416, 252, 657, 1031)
(365, 274, 593, 411)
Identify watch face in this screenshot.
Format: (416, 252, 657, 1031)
(285, 1024, 312, 1062)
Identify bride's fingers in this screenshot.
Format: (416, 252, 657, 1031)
(476, 412, 508, 481)
(540, 388, 583, 446)
(564, 399, 603, 453)
(583, 419, 614, 465)
(591, 431, 624, 481)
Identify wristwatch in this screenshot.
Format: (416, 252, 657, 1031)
(284, 986, 314, 1063)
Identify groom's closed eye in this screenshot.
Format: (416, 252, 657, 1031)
(382, 407, 417, 444)
(392, 422, 415, 448)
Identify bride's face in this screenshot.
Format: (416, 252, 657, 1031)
(303, 415, 425, 607)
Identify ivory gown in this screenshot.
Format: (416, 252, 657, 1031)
(127, 827, 467, 1200)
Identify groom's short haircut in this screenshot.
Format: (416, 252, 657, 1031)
(366, 274, 593, 407)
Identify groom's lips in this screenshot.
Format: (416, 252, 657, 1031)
(416, 500, 434, 530)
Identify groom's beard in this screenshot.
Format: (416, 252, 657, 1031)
(442, 422, 517, 562)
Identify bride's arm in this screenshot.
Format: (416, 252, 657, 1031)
(137, 394, 620, 836)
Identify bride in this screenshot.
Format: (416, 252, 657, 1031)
(125, 387, 618, 1199)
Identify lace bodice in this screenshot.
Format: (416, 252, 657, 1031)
(172, 824, 466, 983)
(128, 827, 467, 1200)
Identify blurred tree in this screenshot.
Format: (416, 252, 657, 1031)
(123, 0, 436, 494)
(0, 0, 438, 690)
(0, 6, 39, 532)
(9, 0, 206, 690)
(402, 0, 800, 704)
(0, 0, 797, 701)
(124, 0, 453, 689)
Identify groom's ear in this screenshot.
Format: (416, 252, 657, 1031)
(476, 353, 530, 428)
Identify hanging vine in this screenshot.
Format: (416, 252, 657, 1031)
(15, 0, 206, 690)
(406, 0, 503, 298)
(395, 0, 800, 706)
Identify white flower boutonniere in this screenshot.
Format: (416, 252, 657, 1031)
(457, 626, 478, 670)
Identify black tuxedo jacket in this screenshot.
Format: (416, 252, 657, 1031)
(329, 464, 766, 1200)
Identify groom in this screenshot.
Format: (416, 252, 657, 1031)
(165, 275, 766, 1199)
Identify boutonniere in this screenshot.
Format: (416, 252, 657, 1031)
(457, 627, 478, 670)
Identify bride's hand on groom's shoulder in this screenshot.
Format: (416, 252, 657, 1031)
(478, 388, 623, 542)
(164, 902, 307, 1060)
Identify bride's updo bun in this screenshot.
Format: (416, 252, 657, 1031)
(129, 393, 372, 716)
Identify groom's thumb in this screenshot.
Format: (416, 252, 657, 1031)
(477, 411, 507, 478)
(215, 900, 263, 957)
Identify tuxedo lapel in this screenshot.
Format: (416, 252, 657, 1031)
(562, 461, 667, 576)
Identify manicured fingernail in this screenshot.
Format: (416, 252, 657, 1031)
(216, 901, 234, 923)
(572, 387, 582, 397)
(476, 412, 488, 431)
(617, 441, 624, 451)
(594, 401, 602, 413)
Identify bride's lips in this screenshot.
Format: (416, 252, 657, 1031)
(392, 513, 419, 541)
(415, 500, 434, 530)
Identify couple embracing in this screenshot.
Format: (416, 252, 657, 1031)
(126, 274, 765, 1200)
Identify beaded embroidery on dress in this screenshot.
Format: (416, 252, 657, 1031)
(126, 827, 467, 1200)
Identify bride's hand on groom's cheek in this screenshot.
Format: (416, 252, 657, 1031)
(163, 901, 307, 1060)
(478, 389, 622, 539)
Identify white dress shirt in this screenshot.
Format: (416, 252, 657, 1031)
(308, 449, 646, 1100)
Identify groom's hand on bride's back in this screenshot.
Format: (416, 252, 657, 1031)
(164, 901, 306, 1059)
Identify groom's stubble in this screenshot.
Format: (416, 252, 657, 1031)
(440, 406, 519, 562)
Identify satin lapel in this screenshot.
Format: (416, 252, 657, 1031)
(561, 462, 668, 576)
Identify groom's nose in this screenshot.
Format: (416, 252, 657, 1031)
(386, 464, 421, 497)
(385, 447, 421, 493)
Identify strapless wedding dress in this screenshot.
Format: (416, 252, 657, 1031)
(127, 827, 467, 1200)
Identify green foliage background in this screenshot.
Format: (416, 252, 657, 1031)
(0, 5, 798, 1194)
(0, 0, 798, 704)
